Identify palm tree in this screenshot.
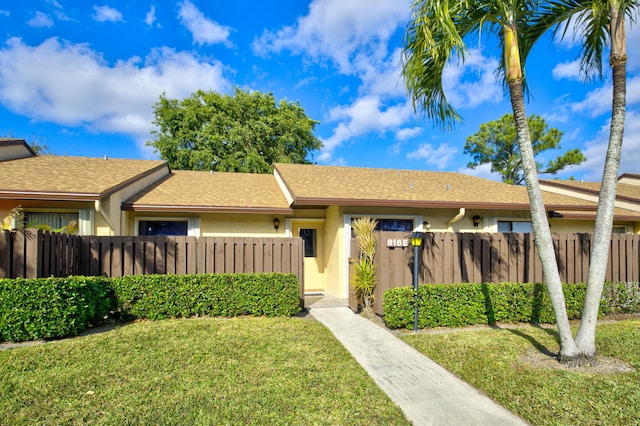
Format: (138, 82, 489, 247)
(531, 0, 638, 359)
(402, 0, 583, 362)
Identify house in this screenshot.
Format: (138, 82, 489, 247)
(2, 138, 639, 298)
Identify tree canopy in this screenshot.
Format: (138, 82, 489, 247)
(464, 114, 585, 184)
(147, 88, 322, 173)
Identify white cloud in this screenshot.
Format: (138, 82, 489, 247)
(253, 0, 410, 74)
(0, 37, 230, 148)
(396, 127, 422, 141)
(406, 142, 458, 170)
(552, 60, 581, 81)
(145, 5, 157, 27)
(442, 49, 502, 110)
(569, 75, 640, 118)
(355, 47, 405, 98)
(320, 96, 413, 161)
(178, 0, 231, 46)
(571, 109, 640, 181)
(93, 5, 124, 23)
(252, 0, 415, 163)
(0, 10, 10, 17)
(28, 11, 54, 28)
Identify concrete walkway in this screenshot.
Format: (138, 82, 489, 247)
(307, 297, 528, 426)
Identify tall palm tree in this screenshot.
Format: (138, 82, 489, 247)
(402, 0, 583, 361)
(531, 0, 638, 359)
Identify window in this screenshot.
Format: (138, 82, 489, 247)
(377, 219, 414, 232)
(350, 218, 414, 237)
(139, 220, 188, 236)
(300, 228, 317, 257)
(612, 226, 631, 234)
(497, 220, 532, 233)
(24, 212, 79, 232)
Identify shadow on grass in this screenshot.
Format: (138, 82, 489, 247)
(506, 326, 560, 357)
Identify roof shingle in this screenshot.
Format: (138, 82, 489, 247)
(123, 170, 292, 213)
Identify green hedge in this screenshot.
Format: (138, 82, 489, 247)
(0, 276, 115, 342)
(1, 273, 301, 343)
(111, 273, 301, 320)
(383, 282, 620, 330)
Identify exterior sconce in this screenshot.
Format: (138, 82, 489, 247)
(273, 218, 280, 231)
(472, 215, 482, 228)
(548, 211, 563, 219)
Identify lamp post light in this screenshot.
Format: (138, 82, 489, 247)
(410, 231, 424, 334)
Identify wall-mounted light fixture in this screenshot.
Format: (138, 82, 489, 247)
(472, 215, 482, 228)
(548, 211, 563, 219)
(273, 218, 280, 231)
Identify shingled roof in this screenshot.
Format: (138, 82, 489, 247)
(0, 155, 167, 200)
(274, 163, 603, 211)
(541, 178, 640, 206)
(123, 170, 293, 214)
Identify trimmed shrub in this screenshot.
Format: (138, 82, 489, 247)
(111, 273, 301, 320)
(0, 276, 115, 342)
(602, 282, 640, 314)
(382, 282, 609, 330)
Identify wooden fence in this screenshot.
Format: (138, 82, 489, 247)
(351, 231, 640, 315)
(0, 230, 305, 297)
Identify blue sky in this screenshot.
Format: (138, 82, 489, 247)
(0, 1, 639, 182)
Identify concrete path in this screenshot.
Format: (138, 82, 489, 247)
(308, 302, 528, 426)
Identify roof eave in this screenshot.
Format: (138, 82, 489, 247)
(0, 190, 101, 201)
(122, 204, 293, 215)
(291, 197, 597, 211)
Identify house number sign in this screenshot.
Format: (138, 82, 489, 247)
(387, 239, 409, 247)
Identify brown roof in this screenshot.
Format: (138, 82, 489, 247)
(274, 163, 600, 210)
(541, 179, 640, 203)
(123, 170, 293, 214)
(0, 155, 167, 200)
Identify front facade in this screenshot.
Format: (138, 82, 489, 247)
(2, 138, 639, 299)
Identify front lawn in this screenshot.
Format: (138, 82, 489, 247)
(402, 319, 640, 425)
(0, 317, 410, 425)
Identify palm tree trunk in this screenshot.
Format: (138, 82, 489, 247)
(502, 19, 581, 361)
(508, 80, 581, 361)
(575, 6, 627, 357)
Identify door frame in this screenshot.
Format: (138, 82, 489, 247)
(286, 218, 326, 293)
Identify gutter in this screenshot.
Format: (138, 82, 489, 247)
(447, 208, 466, 230)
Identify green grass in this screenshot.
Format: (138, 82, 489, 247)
(0, 317, 410, 425)
(402, 319, 640, 426)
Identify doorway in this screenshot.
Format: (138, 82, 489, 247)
(292, 221, 325, 293)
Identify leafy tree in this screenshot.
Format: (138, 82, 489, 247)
(464, 113, 585, 184)
(148, 87, 322, 173)
(402, 0, 584, 363)
(531, 0, 638, 361)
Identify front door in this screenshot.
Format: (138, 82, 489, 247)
(293, 221, 325, 293)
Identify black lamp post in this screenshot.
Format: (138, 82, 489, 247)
(410, 231, 424, 333)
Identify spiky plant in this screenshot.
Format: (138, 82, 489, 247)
(352, 217, 378, 311)
(1, 206, 24, 231)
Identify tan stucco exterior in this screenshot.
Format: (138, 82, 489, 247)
(3, 140, 640, 299)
